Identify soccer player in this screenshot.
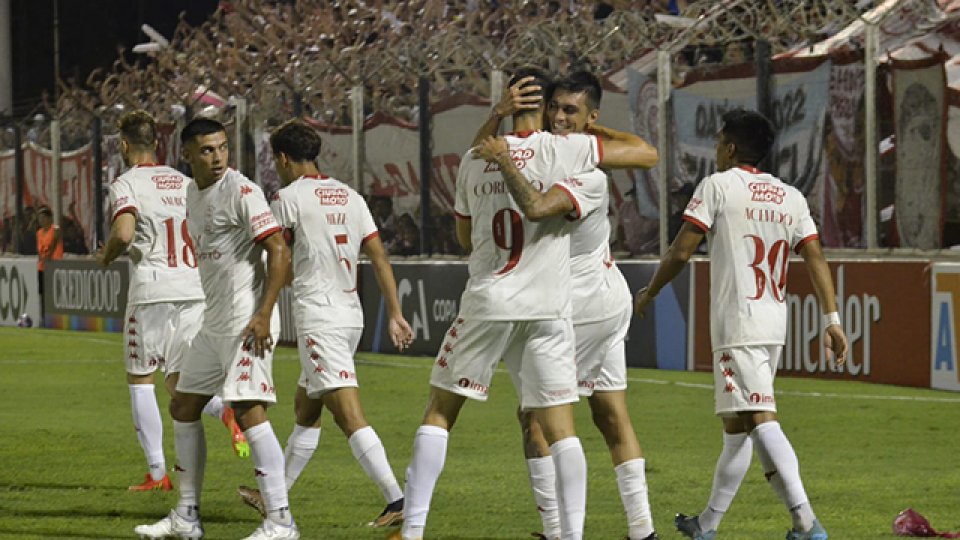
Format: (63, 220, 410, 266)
(235, 119, 414, 527)
(389, 66, 655, 540)
(634, 109, 848, 540)
(135, 118, 298, 540)
(477, 71, 661, 540)
(97, 110, 248, 494)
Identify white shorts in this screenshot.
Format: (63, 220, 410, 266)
(574, 306, 631, 396)
(296, 327, 363, 398)
(430, 317, 578, 410)
(176, 328, 280, 404)
(124, 301, 203, 376)
(713, 345, 781, 417)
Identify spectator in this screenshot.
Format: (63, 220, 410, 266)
(35, 205, 63, 296)
(617, 188, 659, 256)
(388, 212, 420, 256)
(370, 195, 398, 245)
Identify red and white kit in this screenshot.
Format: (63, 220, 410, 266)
(567, 168, 632, 396)
(434, 131, 603, 409)
(270, 174, 379, 397)
(178, 169, 281, 403)
(683, 165, 818, 415)
(109, 164, 204, 375)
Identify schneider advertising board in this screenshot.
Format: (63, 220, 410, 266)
(43, 258, 130, 331)
(0, 257, 41, 327)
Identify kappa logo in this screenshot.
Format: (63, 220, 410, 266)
(240, 185, 254, 197)
(719, 352, 732, 363)
(724, 382, 736, 393)
(448, 327, 458, 338)
(305, 337, 318, 348)
(129, 352, 139, 360)
(237, 372, 251, 382)
(128, 316, 137, 324)
(722, 368, 735, 378)
(128, 328, 138, 336)
(437, 356, 448, 368)
(749, 182, 785, 204)
(237, 357, 252, 367)
(128, 340, 138, 348)
(254, 468, 267, 477)
(152, 175, 183, 190)
(309, 352, 320, 361)
(314, 187, 349, 205)
(442, 342, 453, 353)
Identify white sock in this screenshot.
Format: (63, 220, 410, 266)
(129, 384, 166, 481)
(551, 437, 587, 540)
(751, 422, 815, 531)
(284, 424, 320, 490)
(527, 457, 560, 538)
(173, 419, 206, 514)
(401, 425, 448, 539)
(246, 421, 292, 524)
(615, 458, 654, 540)
(201, 395, 224, 420)
(699, 432, 752, 532)
(349, 426, 403, 503)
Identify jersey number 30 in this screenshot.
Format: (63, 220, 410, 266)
(745, 235, 788, 302)
(163, 218, 197, 268)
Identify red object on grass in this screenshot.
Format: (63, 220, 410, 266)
(894, 509, 960, 538)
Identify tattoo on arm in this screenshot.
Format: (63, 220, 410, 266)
(495, 154, 540, 213)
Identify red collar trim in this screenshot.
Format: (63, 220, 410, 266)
(135, 163, 161, 168)
(302, 174, 329, 180)
(507, 130, 540, 138)
(738, 165, 762, 174)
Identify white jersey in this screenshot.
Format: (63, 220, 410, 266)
(683, 165, 818, 349)
(454, 130, 603, 320)
(109, 164, 204, 305)
(568, 169, 631, 324)
(270, 174, 378, 331)
(186, 169, 281, 336)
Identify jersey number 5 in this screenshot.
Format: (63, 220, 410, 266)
(745, 235, 788, 302)
(163, 218, 197, 268)
(492, 208, 523, 275)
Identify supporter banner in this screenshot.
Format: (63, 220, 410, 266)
(254, 126, 282, 200)
(821, 58, 867, 247)
(931, 263, 960, 391)
(0, 149, 14, 220)
(0, 257, 41, 327)
(671, 62, 830, 208)
(605, 87, 654, 219)
(625, 71, 664, 225)
(692, 260, 931, 388)
(22, 143, 95, 253)
(358, 260, 692, 371)
(43, 258, 130, 332)
(892, 57, 947, 249)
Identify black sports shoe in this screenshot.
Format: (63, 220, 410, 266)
(368, 497, 404, 528)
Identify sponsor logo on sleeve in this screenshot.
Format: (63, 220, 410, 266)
(250, 211, 277, 231)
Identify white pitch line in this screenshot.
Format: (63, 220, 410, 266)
(356, 358, 960, 404)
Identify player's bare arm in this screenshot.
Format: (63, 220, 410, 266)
(473, 136, 575, 222)
(280, 227, 295, 286)
(362, 234, 414, 351)
(244, 231, 290, 357)
(470, 76, 542, 147)
(96, 212, 136, 267)
(799, 239, 849, 365)
(588, 124, 659, 170)
(635, 221, 705, 317)
(455, 217, 472, 253)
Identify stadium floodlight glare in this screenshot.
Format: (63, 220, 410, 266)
(141, 24, 170, 48)
(132, 43, 162, 54)
(654, 13, 698, 29)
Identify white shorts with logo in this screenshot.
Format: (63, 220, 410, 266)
(124, 301, 203, 376)
(296, 327, 363, 398)
(176, 328, 281, 404)
(713, 345, 781, 417)
(430, 317, 578, 410)
(574, 305, 631, 396)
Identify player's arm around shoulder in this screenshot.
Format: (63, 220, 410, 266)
(361, 233, 414, 351)
(588, 123, 659, 170)
(473, 136, 574, 222)
(798, 237, 849, 365)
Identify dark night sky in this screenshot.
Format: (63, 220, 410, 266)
(10, 0, 220, 116)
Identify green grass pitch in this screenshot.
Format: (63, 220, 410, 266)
(2, 327, 960, 539)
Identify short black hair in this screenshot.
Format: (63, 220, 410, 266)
(553, 70, 602, 110)
(180, 117, 226, 145)
(509, 65, 553, 112)
(117, 110, 157, 148)
(270, 120, 321, 162)
(37, 205, 52, 216)
(720, 109, 775, 165)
